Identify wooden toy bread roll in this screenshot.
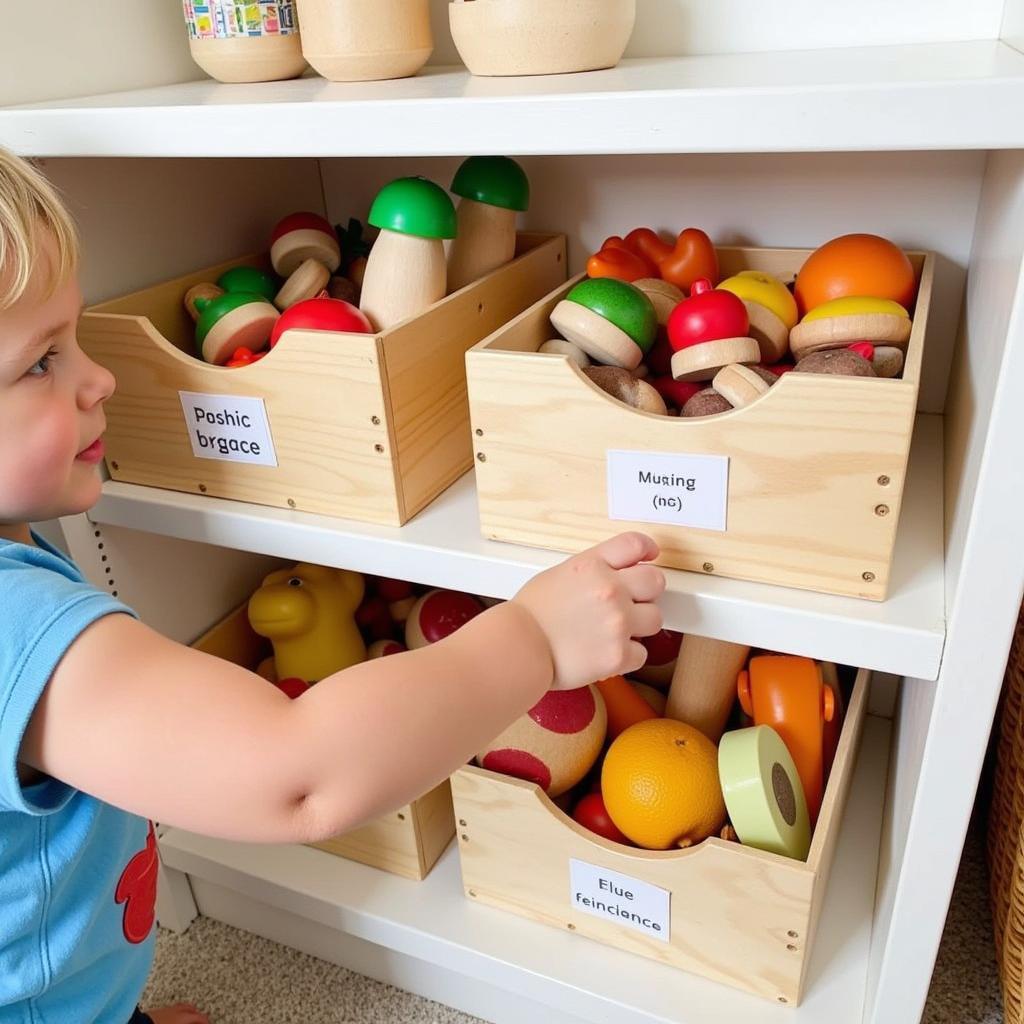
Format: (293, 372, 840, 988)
(712, 363, 771, 408)
(582, 366, 667, 415)
(274, 258, 331, 310)
(538, 338, 590, 368)
(665, 636, 751, 742)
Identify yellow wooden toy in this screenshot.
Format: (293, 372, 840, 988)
(248, 563, 366, 683)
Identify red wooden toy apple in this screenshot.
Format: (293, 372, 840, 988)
(667, 278, 760, 382)
(269, 296, 374, 348)
(573, 791, 632, 845)
(355, 595, 395, 641)
(648, 376, 702, 410)
(405, 589, 485, 649)
(270, 212, 341, 278)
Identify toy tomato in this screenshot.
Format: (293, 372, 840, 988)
(225, 346, 268, 368)
(624, 227, 673, 267)
(587, 246, 655, 283)
(270, 295, 373, 347)
(659, 228, 719, 291)
(573, 792, 632, 845)
(667, 279, 749, 350)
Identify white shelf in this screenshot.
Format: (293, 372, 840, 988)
(158, 713, 889, 1024)
(90, 414, 945, 680)
(5, 42, 1024, 157)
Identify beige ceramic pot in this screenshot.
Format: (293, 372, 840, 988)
(297, 0, 433, 82)
(450, 0, 636, 77)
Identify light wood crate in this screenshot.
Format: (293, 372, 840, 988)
(466, 246, 933, 600)
(451, 666, 869, 1005)
(192, 603, 455, 880)
(81, 232, 566, 525)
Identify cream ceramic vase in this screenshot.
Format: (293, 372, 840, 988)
(296, 0, 433, 82)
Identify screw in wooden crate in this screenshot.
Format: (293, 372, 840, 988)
(567, 923, 576, 931)
(702, 562, 714, 573)
(787, 943, 799, 952)
(374, 444, 385, 453)
(397, 812, 405, 821)
(111, 461, 119, 471)
(287, 498, 296, 508)
(198, 484, 207, 493)
(458, 819, 467, 827)
(477, 452, 487, 462)
(477, 303, 484, 314)
(877, 474, 891, 486)
(371, 415, 381, 426)
(862, 571, 876, 582)
(874, 504, 890, 516)
(474, 428, 484, 437)
(787, 930, 800, 938)
(468, 890, 477, 898)
(778, 997, 788, 1004)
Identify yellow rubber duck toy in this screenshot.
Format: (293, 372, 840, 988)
(248, 563, 366, 683)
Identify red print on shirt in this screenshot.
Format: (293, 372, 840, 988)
(114, 820, 158, 943)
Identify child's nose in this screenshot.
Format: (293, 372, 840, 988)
(78, 352, 115, 409)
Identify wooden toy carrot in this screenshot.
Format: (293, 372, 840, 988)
(596, 674, 658, 739)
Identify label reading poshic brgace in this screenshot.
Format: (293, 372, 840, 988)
(179, 391, 278, 467)
(569, 859, 670, 942)
(606, 450, 729, 531)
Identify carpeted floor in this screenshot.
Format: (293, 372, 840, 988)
(143, 830, 1003, 1024)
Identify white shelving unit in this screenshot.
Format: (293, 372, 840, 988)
(5, 7, 1024, 1022)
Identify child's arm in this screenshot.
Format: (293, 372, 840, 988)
(20, 533, 664, 843)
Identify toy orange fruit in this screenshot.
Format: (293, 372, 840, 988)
(601, 718, 726, 850)
(793, 233, 916, 315)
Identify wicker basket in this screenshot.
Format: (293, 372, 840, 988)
(987, 602, 1024, 1022)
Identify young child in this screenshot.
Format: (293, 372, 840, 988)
(0, 149, 666, 1024)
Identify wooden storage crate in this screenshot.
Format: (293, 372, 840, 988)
(81, 232, 566, 525)
(193, 603, 455, 880)
(466, 246, 933, 600)
(451, 666, 869, 1005)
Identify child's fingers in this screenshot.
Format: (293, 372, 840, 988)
(629, 602, 664, 639)
(620, 639, 651, 676)
(618, 563, 666, 603)
(591, 532, 660, 571)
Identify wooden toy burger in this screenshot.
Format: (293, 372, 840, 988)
(193, 291, 278, 365)
(737, 655, 835, 824)
(717, 270, 798, 364)
(447, 156, 530, 292)
(270, 212, 342, 278)
(549, 278, 657, 370)
(667, 278, 760, 382)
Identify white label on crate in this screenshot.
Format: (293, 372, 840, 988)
(569, 859, 670, 942)
(178, 391, 278, 467)
(606, 449, 729, 531)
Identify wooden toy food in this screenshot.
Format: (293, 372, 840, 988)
(681, 388, 732, 417)
(327, 275, 358, 304)
(217, 265, 279, 303)
(586, 238, 657, 283)
(602, 718, 726, 849)
(718, 725, 811, 861)
(789, 295, 912, 360)
(793, 232, 916, 315)
(269, 296, 373, 347)
(182, 0, 306, 84)
(737, 655, 835, 824)
(274, 258, 331, 310)
(624, 227, 673, 267)
(633, 278, 684, 326)
(224, 346, 268, 368)
(794, 347, 877, 377)
(634, 628, 683, 688)
(717, 270, 798, 363)
(368, 638, 405, 658)
(405, 589, 485, 649)
(184, 282, 223, 322)
(538, 338, 590, 367)
(355, 595, 395, 641)
(819, 662, 845, 775)
(549, 278, 657, 370)
(631, 681, 667, 715)
(648, 375, 701, 411)
(359, 177, 457, 330)
(275, 677, 309, 700)
(193, 291, 279, 365)
(711, 363, 772, 408)
(447, 156, 530, 293)
(573, 792, 632, 845)
(477, 686, 607, 797)
(270, 212, 341, 278)
(872, 345, 905, 378)
(666, 636, 751, 742)
(582, 366, 667, 415)
(248, 563, 367, 682)
(658, 228, 719, 291)
(667, 278, 760, 381)
(595, 674, 658, 740)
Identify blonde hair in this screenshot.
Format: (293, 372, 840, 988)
(0, 148, 79, 310)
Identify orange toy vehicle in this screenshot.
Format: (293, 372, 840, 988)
(737, 655, 834, 824)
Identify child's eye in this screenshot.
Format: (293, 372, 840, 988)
(26, 348, 57, 378)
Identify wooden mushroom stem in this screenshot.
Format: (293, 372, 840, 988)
(359, 228, 447, 331)
(665, 635, 752, 743)
(447, 198, 517, 293)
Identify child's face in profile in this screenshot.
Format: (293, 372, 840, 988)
(0, 231, 114, 538)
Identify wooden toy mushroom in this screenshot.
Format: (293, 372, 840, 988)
(359, 177, 457, 331)
(193, 291, 279, 365)
(217, 265, 279, 303)
(270, 212, 341, 278)
(405, 588, 485, 649)
(582, 366, 667, 415)
(549, 278, 657, 370)
(717, 270, 798, 363)
(538, 338, 590, 367)
(633, 278, 684, 326)
(184, 282, 223, 322)
(447, 156, 529, 293)
(711, 363, 772, 408)
(667, 278, 760, 381)
(274, 258, 331, 310)
(789, 296, 911, 361)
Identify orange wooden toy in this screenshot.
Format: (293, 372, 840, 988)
(737, 655, 834, 824)
(595, 675, 657, 739)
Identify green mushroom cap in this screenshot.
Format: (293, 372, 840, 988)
(566, 278, 657, 353)
(194, 291, 270, 352)
(217, 265, 278, 302)
(368, 177, 457, 240)
(451, 156, 529, 213)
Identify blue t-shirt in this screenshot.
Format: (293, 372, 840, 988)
(0, 534, 155, 1024)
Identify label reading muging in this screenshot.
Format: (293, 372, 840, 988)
(569, 859, 670, 942)
(179, 391, 278, 467)
(606, 449, 729, 531)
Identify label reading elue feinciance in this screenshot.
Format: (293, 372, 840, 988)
(183, 1, 298, 39)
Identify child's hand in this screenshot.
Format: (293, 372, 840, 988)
(512, 532, 665, 690)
